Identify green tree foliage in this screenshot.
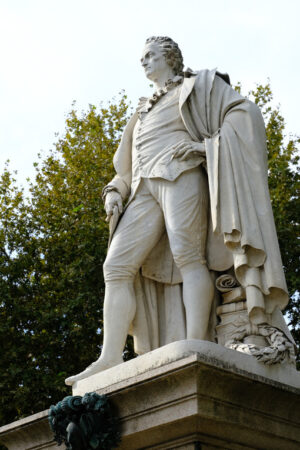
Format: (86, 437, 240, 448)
(0, 85, 299, 429)
(0, 96, 130, 426)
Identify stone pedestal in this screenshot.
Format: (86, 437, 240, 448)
(0, 410, 59, 450)
(1, 340, 300, 449)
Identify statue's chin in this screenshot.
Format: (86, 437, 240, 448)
(145, 72, 154, 81)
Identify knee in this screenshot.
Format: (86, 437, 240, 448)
(102, 257, 112, 281)
(179, 259, 208, 273)
(173, 250, 207, 271)
(180, 260, 213, 287)
(103, 255, 136, 283)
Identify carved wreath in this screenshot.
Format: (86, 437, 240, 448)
(215, 275, 296, 365)
(225, 321, 296, 365)
(48, 392, 120, 450)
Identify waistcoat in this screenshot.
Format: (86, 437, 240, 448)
(131, 85, 204, 190)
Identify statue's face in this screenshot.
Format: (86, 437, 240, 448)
(141, 42, 170, 81)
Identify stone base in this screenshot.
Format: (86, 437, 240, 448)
(0, 410, 59, 450)
(1, 340, 300, 449)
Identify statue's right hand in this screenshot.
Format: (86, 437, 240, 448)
(104, 191, 123, 221)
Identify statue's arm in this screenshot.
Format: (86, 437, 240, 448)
(102, 174, 130, 201)
(101, 175, 130, 221)
(102, 111, 138, 203)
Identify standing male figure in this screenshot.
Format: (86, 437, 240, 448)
(66, 37, 289, 385)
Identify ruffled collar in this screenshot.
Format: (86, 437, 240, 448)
(136, 68, 197, 116)
(137, 75, 182, 116)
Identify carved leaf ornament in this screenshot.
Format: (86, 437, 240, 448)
(225, 320, 296, 365)
(48, 392, 120, 449)
(215, 275, 296, 365)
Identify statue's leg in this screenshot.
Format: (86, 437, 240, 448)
(99, 279, 136, 367)
(101, 188, 165, 365)
(153, 167, 213, 340)
(66, 280, 138, 383)
(66, 182, 164, 384)
(180, 261, 214, 340)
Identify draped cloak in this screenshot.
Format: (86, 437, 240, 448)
(106, 69, 289, 355)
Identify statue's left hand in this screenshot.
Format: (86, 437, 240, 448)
(172, 140, 206, 161)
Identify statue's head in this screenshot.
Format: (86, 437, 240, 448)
(141, 36, 184, 81)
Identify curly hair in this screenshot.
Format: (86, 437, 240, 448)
(145, 36, 184, 75)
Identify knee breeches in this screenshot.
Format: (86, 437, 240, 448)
(103, 167, 208, 282)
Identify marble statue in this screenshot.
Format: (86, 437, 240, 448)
(66, 36, 294, 386)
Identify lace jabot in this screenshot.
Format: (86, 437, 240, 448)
(136, 68, 197, 117)
(136, 75, 182, 116)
